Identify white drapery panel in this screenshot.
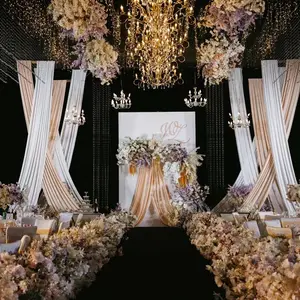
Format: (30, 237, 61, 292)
(261, 60, 298, 214)
(17, 61, 81, 211)
(53, 70, 86, 203)
(214, 61, 300, 214)
(18, 61, 55, 207)
(228, 68, 258, 185)
(240, 79, 283, 212)
(59, 70, 86, 168)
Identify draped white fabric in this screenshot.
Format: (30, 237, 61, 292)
(17, 61, 82, 211)
(228, 68, 258, 185)
(261, 60, 299, 214)
(59, 70, 86, 168)
(18, 61, 55, 206)
(53, 70, 86, 202)
(214, 61, 300, 214)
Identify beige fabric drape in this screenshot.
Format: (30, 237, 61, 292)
(240, 60, 300, 212)
(17, 61, 80, 211)
(130, 167, 153, 225)
(130, 163, 174, 226)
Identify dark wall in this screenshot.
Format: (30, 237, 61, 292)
(1, 66, 300, 209)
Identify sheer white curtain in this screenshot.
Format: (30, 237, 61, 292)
(261, 60, 299, 214)
(18, 61, 55, 206)
(228, 68, 258, 185)
(59, 70, 86, 168)
(53, 70, 86, 202)
(17, 61, 82, 210)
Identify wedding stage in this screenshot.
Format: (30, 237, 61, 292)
(1, 0, 300, 298)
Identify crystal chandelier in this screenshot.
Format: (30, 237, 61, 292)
(184, 87, 207, 108)
(228, 113, 251, 129)
(121, 0, 195, 89)
(64, 106, 86, 126)
(111, 90, 131, 109)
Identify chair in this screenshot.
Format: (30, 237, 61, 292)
(58, 221, 70, 233)
(0, 239, 21, 253)
(265, 219, 281, 228)
(75, 213, 83, 226)
(266, 226, 292, 239)
(35, 219, 56, 239)
(281, 218, 300, 228)
(232, 212, 248, 224)
(244, 221, 261, 238)
(21, 217, 36, 227)
(59, 212, 73, 223)
(220, 213, 235, 222)
(18, 235, 31, 253)
(258, 211, 275, 220)
(265, 215, 282, 221)
(6, 226, 37, 243)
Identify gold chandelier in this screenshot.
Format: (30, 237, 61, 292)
(121, 0, 195, 89)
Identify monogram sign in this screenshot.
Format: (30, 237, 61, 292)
(160, 121, 190, 144)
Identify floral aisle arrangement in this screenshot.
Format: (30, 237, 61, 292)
(48, 0, 119, 84)
(0, 211, 135, 300)
(196, 0, 265, 85)
(0, 182, 24, 211)
(184, 212, 300, 299)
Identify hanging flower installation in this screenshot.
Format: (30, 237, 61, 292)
(48, 0, 119, 84)
(196, 33, 245, 85)
(196, 0, 265, 85)
(73, 40, 119, 85)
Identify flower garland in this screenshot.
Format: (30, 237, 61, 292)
(116, 137, 204, 185)
(184, 212, 300, 299)
(49, 0, 119, 85)
(0, 210, 135, 299)
(196, 0, 265, 85)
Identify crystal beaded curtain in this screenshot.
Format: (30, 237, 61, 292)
(93, 80, 112, 210)
(0, 8, 45, 83)
(243, 0, 299, 67)
(205, 83, 225, 203)
(2, 0, 71, 69)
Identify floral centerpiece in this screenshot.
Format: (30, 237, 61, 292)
(0, 182, 24, 211)
(117, 137, 204, 185)
(0, 210, 135, 299)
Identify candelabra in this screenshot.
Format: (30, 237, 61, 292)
(64, 106, 86, 126)
(228, 112, 251, 129)
(111, 90, 131, 109)
(184, 87, 207, 108)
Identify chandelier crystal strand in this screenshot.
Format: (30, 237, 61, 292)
(111, 90, 132, 109)
(184, 87, 207, 108)
(228, 112, 251, 129)
(64, 106, 86, 126)
(122, 0, 195, 89)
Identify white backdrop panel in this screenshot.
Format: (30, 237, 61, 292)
(118, 112, 196, 225)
